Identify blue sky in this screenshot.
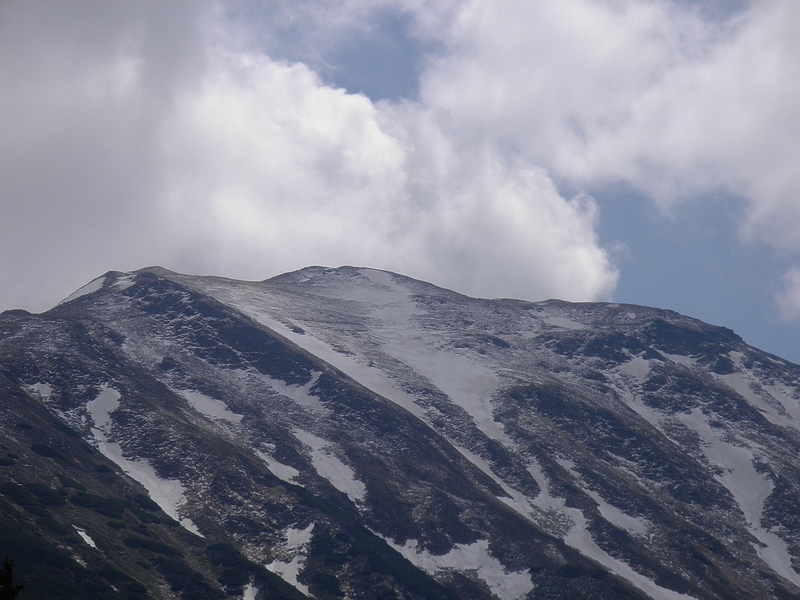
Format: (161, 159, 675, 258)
(1, 0, 799, 363)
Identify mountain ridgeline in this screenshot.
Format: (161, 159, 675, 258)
(2, 266, 800, 600)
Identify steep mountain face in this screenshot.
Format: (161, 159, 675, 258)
(2, 267, 800, 600)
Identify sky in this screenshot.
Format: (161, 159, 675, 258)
(1, 0, 800, 363)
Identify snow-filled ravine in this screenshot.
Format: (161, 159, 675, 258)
(86, 385, 203, 536)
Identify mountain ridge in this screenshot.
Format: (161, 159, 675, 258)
(2, 266, 800, 600)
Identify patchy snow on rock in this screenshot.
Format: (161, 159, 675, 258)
(285, 523, 314, 551)
(529, 459, 691, 600)
(352, 269, 418, 311)
(453, 445, 553, 530)
(29, 382, 53, 399)
(613, 383, 666, 435)
(662, 353, 696, 367)
(620, 357, 651, 383)
(179, 389, 243, 423)
(164, 269, 759, 598)
(267, 523, 314, 596)
(75, 528, 97, 549)
(564, 505, 696, 600)
(584, 488, 649, 537)
(293, 429, 366, 502)
(254, 370, 326, 412)
(764, 382, 800, 427)
(87, 385, 203, 537)
(678, 408, 800, 587)
(242, 307, 427, 420)
(542, 316, 586, 330)
(86, 385, 121, 432)
(385, 332, 507, 443)
(387, 538, 534, 600)
(257, 451, 300, 484)
(728, 351, 745, 367)
(112, 273, 136, 291)
(242, 583, 257, 600)
(717, 370, 800, 432)
(330, 268, 511, 446)
(182, 276, 433, 424)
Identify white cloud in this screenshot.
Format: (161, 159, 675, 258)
(156, 48, 617, 301)
(415, 0, 800, 256)
(157, 49, 410, 275)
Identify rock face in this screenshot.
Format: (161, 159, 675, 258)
(2, 266, 800, 600)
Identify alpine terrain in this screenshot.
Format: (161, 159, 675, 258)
(2, 266, 800, 600)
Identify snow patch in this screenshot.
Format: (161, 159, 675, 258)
(584, 488, 649, 537)
(179, 389, 243, 423)
(247, 312, 427, 419)
(453, 445, 551, 529)
(293, 430, 366, 502)
(58, 276, 106, 305)
(257, 451, 300, 484)
(86, 386, 121, 431)
(728, 351, 745, 367)
(620, 357, 651, 383)
(112, 273, 136, 290)
(255, 371, 326, 412)
(542, 316, 586, 330)
(764, 382, 800, 426)
(267, 523, 314, 596)
(29, 382, 53, 399)
(75, 528, 97, 549)
(627, 312, 637, 320)
(384, 334, 508, 443)
(86, 385, 203, 537)
(662, 353, 695, 367)
(615, 385, 665, 434)
(388, 538, 534, 600)
(286, 523, 314, 550)
(242, 583, 257, 600)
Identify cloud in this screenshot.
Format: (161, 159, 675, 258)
(0, 0, 618, 313)
(776, 268, 800, 322)
(0, 0, 227, 306)
(157, 49, 617, 301)
(416, 0, 800, 255)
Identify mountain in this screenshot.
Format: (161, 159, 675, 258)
(2, 266, 800, 600)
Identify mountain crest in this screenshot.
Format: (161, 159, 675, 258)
(2, 267, 800, 599)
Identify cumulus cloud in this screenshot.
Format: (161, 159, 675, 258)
(417, 0, 800, 254)
(0, 0, 618, 313)
(156, 48, 616, 300)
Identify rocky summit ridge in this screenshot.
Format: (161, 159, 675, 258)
(2, 266, 800, 600)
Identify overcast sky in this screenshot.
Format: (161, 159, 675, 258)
(2, 0, 800, 363)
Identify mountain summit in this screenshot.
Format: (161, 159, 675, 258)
(2, 266, 800, 600)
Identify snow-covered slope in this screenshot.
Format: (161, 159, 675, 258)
(2, 266, 800, 600)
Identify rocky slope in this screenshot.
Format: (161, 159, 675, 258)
(2, 266, 800, 600)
